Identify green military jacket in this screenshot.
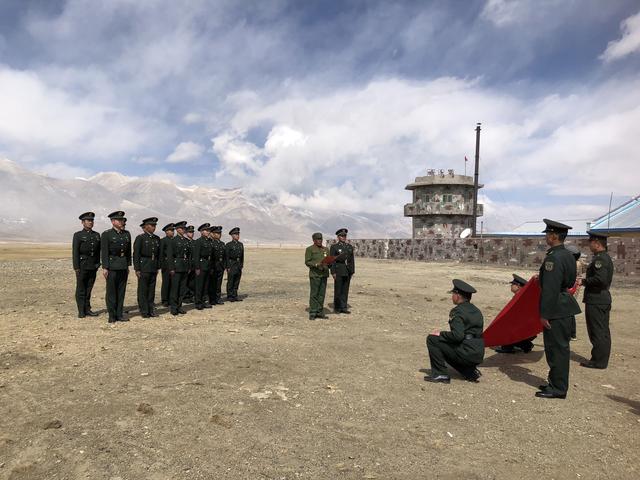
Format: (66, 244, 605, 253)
(72, 228, 101, 270)
(583, 250, 613, 305)
(192, 236, 214, 271)
(101, 228, 131, 271)
(167, 234, 192, 272)
(159, 236, 172, 270)
(329, 241, 355, 276)
(539, 244, 581, 319)
(439, 301, 485, 364)
(133, 232, 161, 273)
(211, 239, 227, 271)
(225, 240, 244, 273)
(305, 244, 330, 278)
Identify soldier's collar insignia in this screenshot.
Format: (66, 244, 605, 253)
(595, 260, 603, 269)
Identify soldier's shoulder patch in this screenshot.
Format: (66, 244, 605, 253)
(595, 260, 603, 269)
(544, 261, 554, 271)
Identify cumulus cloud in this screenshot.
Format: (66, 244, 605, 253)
(601, 10, 640, 62)
(166, 141, 205, 163)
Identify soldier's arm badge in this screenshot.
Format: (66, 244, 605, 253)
(595, 260, 602, 269)
(544, 261, 554, 272)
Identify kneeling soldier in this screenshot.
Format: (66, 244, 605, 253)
(425, 279, 485, 383)
(133, 217, 161, 318)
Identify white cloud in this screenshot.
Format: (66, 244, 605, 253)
(601, 10, 640, 62)
(35, 162, 92, 179)
(183, 112, 204, 124)
(166, 141, 205, 163)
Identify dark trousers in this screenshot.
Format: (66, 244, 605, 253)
(226, 268, 242, 299)
(105, 269, 128, 320)
(309, 276, 328, 315)
(585, 304, 612, 368)
(195, 269, 210, 307)
(333, 274, 351, 312)
(137, 271, 157, 316)
(170, 271, 188, 313)
(185, 271, 195, 300)
(542, 316, 572, 395)
(570, 316, 577, 338)
(208, 269, 224, 303)
(75, 269, 97, 315)
(427, 335, 478, 378)
(161, 269, 172, 304)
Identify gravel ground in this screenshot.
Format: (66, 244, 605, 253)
(0, 244, 638, 480)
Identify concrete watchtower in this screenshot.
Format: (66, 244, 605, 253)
(404, 169, 483, 238)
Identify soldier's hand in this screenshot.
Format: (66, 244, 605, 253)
(102, 269, 109, 280)
(576, 278, 583, 286)
(170, 270, 175, 277)
(135, 271, 141, 279)
(332, 273, 336, 280)
(540, 317, 551, 329)
(430, 330, 440, 336)
(195, 269, 201, 276)
(75, 269, 80, 275)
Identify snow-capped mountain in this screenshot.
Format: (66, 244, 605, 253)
(0, 159, 410, 243)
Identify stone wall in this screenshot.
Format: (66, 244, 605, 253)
(330, 236, 639, 277)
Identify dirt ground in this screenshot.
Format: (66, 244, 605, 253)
(0, 244, 638, 480)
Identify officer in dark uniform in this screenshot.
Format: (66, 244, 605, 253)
(184, 225, 196, 303)
(209, 226, 227, 305)
(494, 274, 536, 353)
(167, 221, 191, 315)
(579, 231, 614, 369)
(329, 228, 355, 314)
(72, 212, 101, 318)
(193, 223, 214, 310)
(225, 227, 244, 301)
(536, 219, 581, 399)
(133, 217, 161, 318)
(425, 279, 484, 383)
(101, 211, 132, 323)
(159, 223, 175, 306)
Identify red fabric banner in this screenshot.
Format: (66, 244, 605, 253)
(482, 276, 543, 347)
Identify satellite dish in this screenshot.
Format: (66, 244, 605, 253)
(460, 228, 472, 239)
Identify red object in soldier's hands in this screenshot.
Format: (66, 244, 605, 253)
(321, 255, 337, 265)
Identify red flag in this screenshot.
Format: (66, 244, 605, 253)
(482, 277, 543, 347)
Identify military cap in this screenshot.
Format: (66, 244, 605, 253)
(78, 212, 95, 221)
(174, 221, 187, 229)
(186, 225, 195, 233)
(139, 217, 158, 227)
(312, 232, 323, 240)
(541, 218, 572, 234)
(448, 279, 477, 295)
(229, 227, 240, 235)
(162, 223, 175, 232)
(336, 228, 348, 236)
(108, 211, 125, 220)
(587, 230, 609, 241)
(565, 244, 581, 260)
(198, 223, 211, 232)
(211, 225, 223, 233)
(510, 274, 528, 287)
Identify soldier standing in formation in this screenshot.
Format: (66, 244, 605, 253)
(425, 279, 484, 383)
(193, 223, 213, 310)
(167, 221, 191, 315)
(101, 211, 132, 323)
(72, 212, 101, 318)
(330, 228, 355, 314)
(305, 232, 330, 320)
(184, 225, 196, 303)
(133, 217, 161, 318)
(159, 223, 175, 307)
(225, 227, 244, 301)
(536, 219, 581, 399)
(209, 226, 227, 305)
(579, 231, 614, 369)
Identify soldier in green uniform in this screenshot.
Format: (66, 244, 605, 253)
(305, 232, 330, 320)
(193, 223, 214, 310)
(167, 221, 191, 315)
(225, 227, 244, 302)
(72, 212, 101, 318)
(101, 211, 132, 323)
(133, 217, 161, 318)
(159, 223, 175, 306)
(184, 225, 196, 303)
(209, 226, 227, 305)
(329, 228, 355, 314)
(578, 231, 614, 369)
(425, 279, 484, 383)
(536, 219, 581, 399)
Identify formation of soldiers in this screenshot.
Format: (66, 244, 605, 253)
(75, 212, 614, 400)
(72, 211, 244, 323)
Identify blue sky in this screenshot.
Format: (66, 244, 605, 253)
(1, 0, 639, 230)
